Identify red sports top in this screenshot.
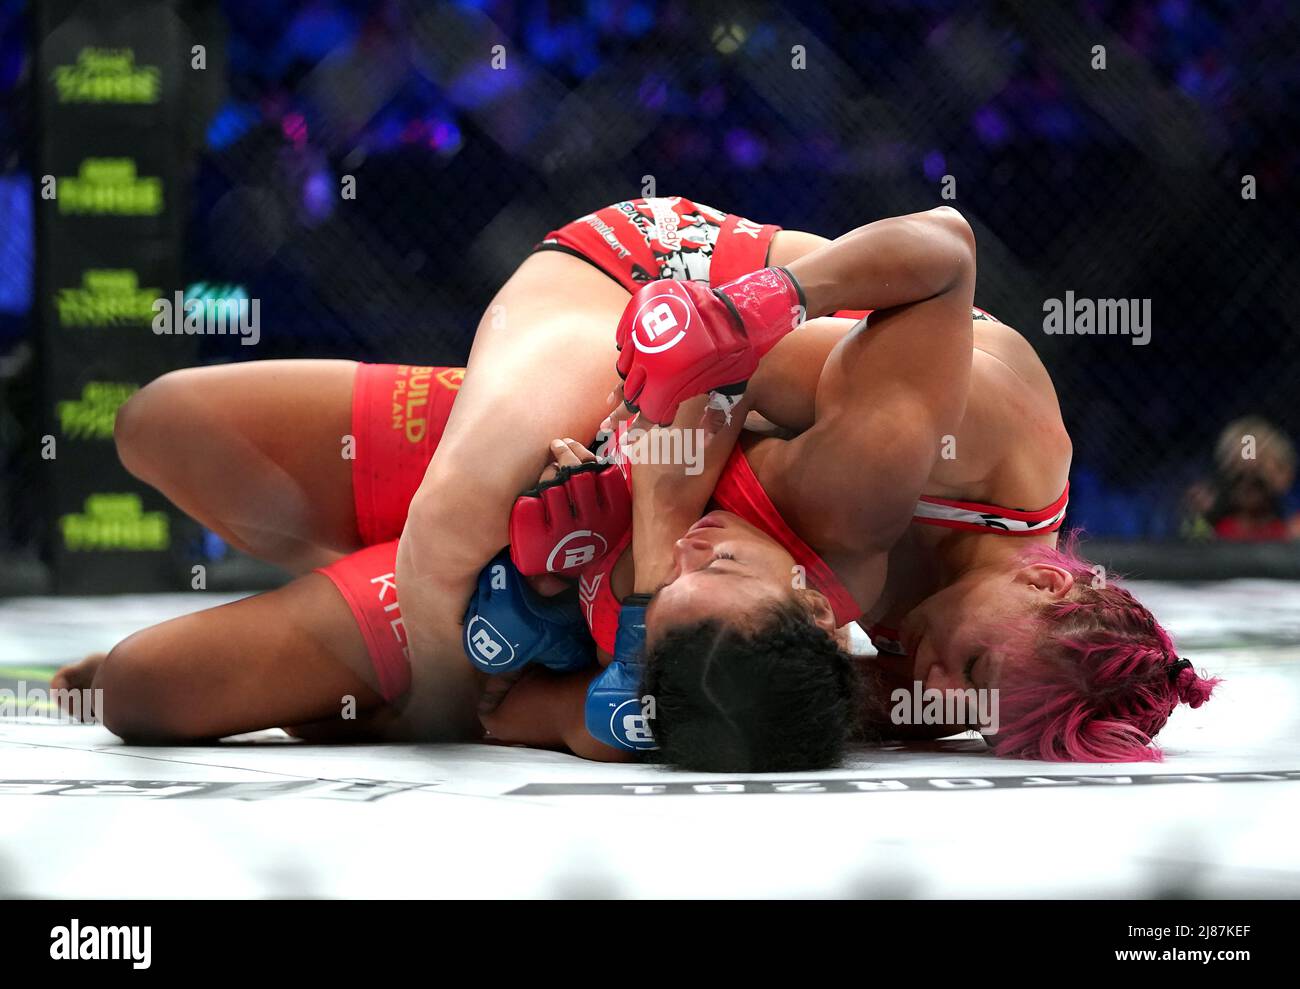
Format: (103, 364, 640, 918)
(577, 443, 861, 655)
(576, 444, 1067, 655)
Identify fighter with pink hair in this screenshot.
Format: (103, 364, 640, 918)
(57, 197, 1217, 770)
(478, 197, 1219, 768)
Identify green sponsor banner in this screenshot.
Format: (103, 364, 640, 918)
(36, 0, 213, 592)
(51, 46, 160, 105)
(57, 158, 163, 216)
(56, 268, 159, 327)
(55, 381, 139, 440)
(59, 492, 170, 552)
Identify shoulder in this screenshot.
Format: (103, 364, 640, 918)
(972, 319, 1057, 397)
(965, 320, 1072, 483)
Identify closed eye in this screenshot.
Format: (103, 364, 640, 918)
(703, 552, 751, 579)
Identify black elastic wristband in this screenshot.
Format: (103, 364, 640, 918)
(715, 287, 744, 328)
(774, 264, 808, 313)
(521, 459, 606, 499)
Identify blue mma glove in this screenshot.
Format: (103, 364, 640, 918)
(463, 549, 595, 675)
(585, 594, 659, 751)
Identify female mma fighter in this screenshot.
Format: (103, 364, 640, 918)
(52, 197, 843, 746)
(56, 198, 1214, 768)
(457, 199, 1217, 768)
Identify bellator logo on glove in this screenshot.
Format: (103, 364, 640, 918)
(614, 266, 806, 425)
(630, 292, 693, 353)
(508, 459, 633, 578)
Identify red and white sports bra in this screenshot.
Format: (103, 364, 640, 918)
(577, 444, 1069, 655)
(913, 485, 1069, 534)
(866, 489, 1070, 657)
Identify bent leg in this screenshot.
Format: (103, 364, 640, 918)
(93, 571, 387, 742)
(416, 251, 630, 559)
(397, 251, 629, 675)
(115, 360, 360, 573)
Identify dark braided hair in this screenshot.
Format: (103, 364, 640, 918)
(641, 597, 863, 772)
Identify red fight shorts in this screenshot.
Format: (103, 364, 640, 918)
(535, 197, 781, 291)
(316, 363, 463, 701)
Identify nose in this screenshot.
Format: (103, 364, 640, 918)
(671, 536, 716, 575)
(912, 639, 957, 692)
(920, 663, 955, 692)
(920, 656, 972, 693)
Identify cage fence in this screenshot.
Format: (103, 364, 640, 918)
(2, 0, 1298, 587)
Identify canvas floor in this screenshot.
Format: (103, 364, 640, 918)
(1, 580, 1297, 898)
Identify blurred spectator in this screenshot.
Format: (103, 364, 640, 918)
(1184, 417, 1300, 541)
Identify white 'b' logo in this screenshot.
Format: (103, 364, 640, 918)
(641, 303, 678, 340)
(465, 617, 515, 669)
(631, 294, 690, 354)
(609, 698, 658, 750)
(470, 628, 502, 661)
(563, 545, 597, 569)
(546, 529, 608, 573)
(622, 714, 654, 743)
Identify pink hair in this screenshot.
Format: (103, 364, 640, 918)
(989, 535, 1220, 762)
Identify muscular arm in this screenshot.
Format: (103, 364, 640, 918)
(613, 209, 978, 585)
(625, 393, 751, 593)
(788, 207, 976, 320)
(767, 208, 977, 551)
(622, 230, 832, 591)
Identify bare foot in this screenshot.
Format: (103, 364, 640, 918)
(50, 652, 107, 721)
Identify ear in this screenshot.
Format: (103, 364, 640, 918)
(1014, 563, 1074, 599)
(799, 589, 839, 634)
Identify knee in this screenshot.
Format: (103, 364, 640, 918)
(114, 370, 192, 482)
(421, 428, 545, 502)
(96, 633, 198, 742)
(400, 491, 501, 584)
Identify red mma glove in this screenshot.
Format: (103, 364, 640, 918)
(614, 266, 806, 425)
(509, 460, 631, 577)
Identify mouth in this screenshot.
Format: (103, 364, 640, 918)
(686, 512, 727, 534)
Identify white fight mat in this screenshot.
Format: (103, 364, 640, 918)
(1, 581, 1297, 898)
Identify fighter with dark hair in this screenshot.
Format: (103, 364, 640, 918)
(56, 198, 1215, 771)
